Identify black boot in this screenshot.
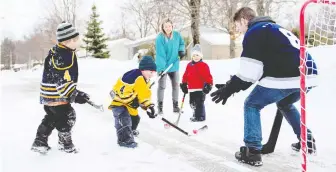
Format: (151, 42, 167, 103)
(31, 124, 53, 154)
(173, 101, 180, 113)
(58, 131, 78, 153)
(158, 102, 163, 115)
(190, 116, 205, 122)
(291, 137, 316, 154)
(235, 146, 263, 166)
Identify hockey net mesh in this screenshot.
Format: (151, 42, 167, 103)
(306, 1, 336, 47)
(300, 0, 336, 171)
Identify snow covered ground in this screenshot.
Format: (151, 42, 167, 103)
(1, 45, 336, 172)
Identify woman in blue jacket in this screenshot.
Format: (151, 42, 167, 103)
(155, 18, 185, 114)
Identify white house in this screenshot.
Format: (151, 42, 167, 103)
(179, 26, 243, 60)
(107, 38, 132, 60)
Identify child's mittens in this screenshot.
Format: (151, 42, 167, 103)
(202, 83, 212, 94)
(180, 83, 188, 94)
(146, 104, 157, 119)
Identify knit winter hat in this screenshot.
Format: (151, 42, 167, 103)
(191, 44, 203, 58)
(56, 21, 79, 42)
(139, 56, 157, 71)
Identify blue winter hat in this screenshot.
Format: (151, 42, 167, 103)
(139, 56, 157, 71)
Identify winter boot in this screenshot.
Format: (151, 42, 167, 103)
(235, 146, 263, 166)
(118, 141, 138, 148)
(173, 101, 180, 113)
(291, 137, 316, 154)
(31, 124, 53, 154)
(58, 131, 78, 153)
(132, 130, 140, 137)
(190, 116, 205, 122)
(157, 102, 163, 115)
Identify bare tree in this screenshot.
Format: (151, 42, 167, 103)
(200, 0, 217, 26)
(210, 0, 245, 58)
(123, 0, 155, 38)
(1, 38, 16, 69)
(110, 12, 136, 40)
(254, 0, 296, 17)
(48, 0, 81, 26)
(190, 0, 201, 45)
(149, 0, 184, 33)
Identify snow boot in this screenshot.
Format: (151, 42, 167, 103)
(173, 101, 180, 113)
(118, 141, 138, 148)
(31, 124, 53, 154)
(157, 102, 163, 115)
(235, 146, 263, 166)
(291, 137, 316, 154)
(31, 140, 51, 154)
(58, 131, 78, 153)
(190, 116, 205, 122)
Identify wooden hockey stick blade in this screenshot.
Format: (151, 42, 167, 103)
(261, 110, 283, 154)
(162, 117, 189, 136)
(87, 100, 104, 112)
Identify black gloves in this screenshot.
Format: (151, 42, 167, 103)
(215, 84, 225, 89)
(178, 51, 185, 59)
(210, 83, 233, 105)
(146, 104, 157, 118)
(75, 90, 90, 104)
(203, 83, 212, 94)
(180, 83, 188, 94)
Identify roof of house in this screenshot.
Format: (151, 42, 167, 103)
(108, 38, 132, 47)
(124, 25, 240, 47)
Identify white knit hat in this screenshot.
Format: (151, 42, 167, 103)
(191, 44, 203, 58)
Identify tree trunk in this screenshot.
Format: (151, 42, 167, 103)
(229, 21, 236, 58)
(228, 3, 237, 58)
(190, 0, 201, 45)
(256, 0, 266, 16)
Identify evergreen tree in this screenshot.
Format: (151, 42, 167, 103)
(83, 4, 110, 58)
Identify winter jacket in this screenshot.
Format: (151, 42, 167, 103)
(182, 60, 213, 91)
(40, 43, 79, 106)
(108, 69, 152, 116)
(226, 16, 318, 94)
(155, 31, 185, 73)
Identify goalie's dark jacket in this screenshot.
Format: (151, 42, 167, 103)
(108, 69, 152, 116)
(40, 43, 79, 106)
(228, 16, 318, 93)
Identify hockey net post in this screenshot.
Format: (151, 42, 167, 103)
(299, 0, 336, 171)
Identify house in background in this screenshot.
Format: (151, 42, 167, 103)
(107, 25, 243, 61)
(179, 26, 243, 60)
(106, 38, 132, 60)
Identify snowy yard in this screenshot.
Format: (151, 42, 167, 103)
(1, 45, 336, 172)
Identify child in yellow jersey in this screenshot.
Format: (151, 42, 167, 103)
(109, 56, 157, 148)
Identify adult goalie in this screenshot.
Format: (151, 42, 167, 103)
(210, 7, 317, 166)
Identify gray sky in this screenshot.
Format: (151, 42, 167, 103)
(0, 0, 123, 40)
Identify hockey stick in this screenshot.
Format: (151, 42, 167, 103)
(149, 63, 174, 89)
(175, 93, 186, 125)
(261, 109, 283, 154)
(164, 93, 186, 128)
(87, 100, 104, 112)
(162, 117, 189, 136)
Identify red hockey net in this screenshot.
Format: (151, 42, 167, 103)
(299, 0, 336, 171)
